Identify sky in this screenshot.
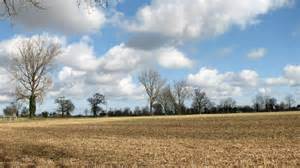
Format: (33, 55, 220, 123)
(0, 0, 299, 114)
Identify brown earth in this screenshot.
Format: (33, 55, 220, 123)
(0, 112, 299, 167)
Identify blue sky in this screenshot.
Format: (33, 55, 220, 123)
(0, 0, 299, 114)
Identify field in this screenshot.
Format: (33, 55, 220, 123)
(0, 112, 299, 167)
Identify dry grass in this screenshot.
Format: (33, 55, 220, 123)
(0, 112, 299, 167)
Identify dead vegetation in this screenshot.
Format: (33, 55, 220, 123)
(0, 112, 299, 167)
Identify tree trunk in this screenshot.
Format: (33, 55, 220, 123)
(93, 105, 97, 117)
(149, 101, 153, 115)
(198, 103, 201, 114)
(173, 105, 176, 115)
(29, 95, 36, 118)
(61, 106, 64, 117)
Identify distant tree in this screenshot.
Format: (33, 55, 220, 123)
(153, 103, 164, 115)
(191, 88, 210, 114)
(138, 69, 165, 115)
(10, 37, 61, 118)
(49, 112, 58, 117)
(285, 95, 296, 111)
(6, 100, 23, 117)
(84, 109, 89, 116)
(87, 93, 106, 117)
(219, 98, 237, 113)
(157, 85, 176, 115)
(133, 106, 141, 116)
(141, 106, 150, 115)
(20, 107, 29, 117)
(264, 96, 277, 112)
(173, 80, 190, 114)
(3, 102, 18, 117)
(55, 96, 75, 117)
(278, 101, 287, 111)
(237, 105, 254, 113)
(252, 94, 265, 112)
(41, 111, 49, 118)
(123, 107, 131, 116)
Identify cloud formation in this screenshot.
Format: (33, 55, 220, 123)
(0, 68, 13, 103)
(266, 65, 300, 86)
(127, 0, 291, 40)
(187, 67, 259, 99)
(55, 41, 192, 99)
(7, 0, 106, 34)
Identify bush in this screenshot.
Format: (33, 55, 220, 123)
(3, 103, 18, 117)
(41, 111, 49, 118)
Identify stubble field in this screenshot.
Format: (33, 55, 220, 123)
(0, 112, 299, 167)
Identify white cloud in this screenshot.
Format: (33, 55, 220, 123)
(247, 48, 267, 59)
(187, 67, 259, 99)
(266, 65, 300, 86)
(9, 0, 106, 34)
(117, 76, 144, 99)
(127, 0, 291, 40)
(0, 34, 65, 53)
(266, 77, 288, 86)
(0, 95, 11, 103)
(100, 44, 144, 72)
(51, 42, 147, 100)
(58, 67, 86, 81)
(98, 43, 192, 71)
(258, 87, 272, 95)
(157, 47, 193, 69)
(284, 65, 300, 85)
(52, 40, 192, 101)
(58, 39, 100, 71)
(0, 68, 13, 103)
(239, 70, 259, 87)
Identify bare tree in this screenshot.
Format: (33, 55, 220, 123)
(157, 85, 176, 115)
(219, 97, 236, 113)
(285, 94, 296, 110)
(173, 80, 190, 114)
(252, 94, 265, 112)
(191, 88, 210, 114)
(55, 96, 75, 117)
(264, 96, 277, 112)
(87, 93, 106, 117)
(138, 69, 165, 115)
(10, 37, 61, 118)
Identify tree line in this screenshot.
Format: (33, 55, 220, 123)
(3, 86, 299, 118)
(137, 69, 299, 115)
